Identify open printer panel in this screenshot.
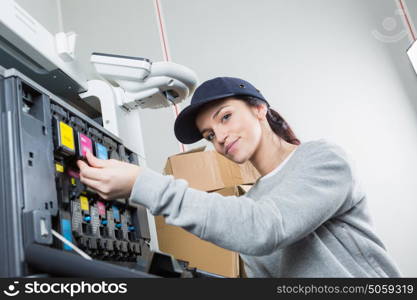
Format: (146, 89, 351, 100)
(0, 70, 153, 277)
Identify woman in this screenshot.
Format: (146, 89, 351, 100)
(77, 77, 401, 277)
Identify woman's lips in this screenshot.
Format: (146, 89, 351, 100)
(226, 138, 239, 155)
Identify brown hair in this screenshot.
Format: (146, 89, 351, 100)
(237, 96, 301, 145)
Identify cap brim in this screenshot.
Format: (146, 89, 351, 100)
(174, 94, 237, 144)
(174, 101, 208, 144)
(174, 93, 265, 144)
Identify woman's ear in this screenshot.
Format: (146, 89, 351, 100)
(253, 103, 268, 120)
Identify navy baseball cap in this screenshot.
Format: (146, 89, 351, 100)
(174, 77, 269, 144)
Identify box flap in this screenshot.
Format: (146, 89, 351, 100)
(156, 216, 239, 277)
(213, 185, 253, 196)
(237, 184, 253, 194)
(175, 146, 206, 156)
(163, 159, 173, 175)
(163, 149, 260, 190)
(212, 186, 239, 196)
(216, 153, 243, 189)
(239, 161, 260, 184)
(169, 151, 225, 191)
(164, 147, 207, 175)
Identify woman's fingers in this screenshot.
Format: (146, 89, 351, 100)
(79, 175, 102, 192)
(86, 150, 107, 168)
(76, 151, 138, 201)
(76, 159, 88, 170)
(77, 159, 106, 181)
(78, 165, 114, 200)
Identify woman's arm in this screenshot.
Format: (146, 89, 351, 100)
(129, 143, 354, 256)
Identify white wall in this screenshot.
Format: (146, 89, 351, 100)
(59, 0, 182, 174)
(15, 0, 61, 33)
(405, 0, 417, 25)
(159, 0, 417, 276)
(15, 0, 417, 276)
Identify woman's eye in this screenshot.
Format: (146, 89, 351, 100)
(222, 113, 231, 122)
(206, 132, 215, 141)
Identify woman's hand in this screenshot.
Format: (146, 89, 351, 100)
(76, 151, 142, 200)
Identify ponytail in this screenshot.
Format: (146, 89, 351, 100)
(237, 96, 301, 145)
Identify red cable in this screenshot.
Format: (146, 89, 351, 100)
(155, 0, 170, 61)
(399, 0, 416, 41)
(155, 0, 186, 152)
(173, 103, 179, 116)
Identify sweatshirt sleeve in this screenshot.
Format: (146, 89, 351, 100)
(129, 143, 353, 256)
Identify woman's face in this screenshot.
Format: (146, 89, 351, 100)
(195, 98, 266, 164)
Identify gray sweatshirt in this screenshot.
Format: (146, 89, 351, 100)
(129, 139, 401, 277)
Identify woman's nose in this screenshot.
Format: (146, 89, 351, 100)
(214, 127, 228, 145)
